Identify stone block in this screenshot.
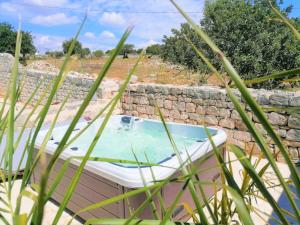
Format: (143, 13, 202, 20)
(205, 115, 218, 125)
(268, 112, 287, 126)
(164, 100, 172, 109)
(186, 102, 196, 113)
(290, 92, 300, 106)
(196, 106, 205, 115)
(233, 131, 252, 142)
(235, 120, 248, 131)
(286, 129, 300, 142)
(206, 106, 218, 116)
(270, 93, 292, 106)
(219, 118, 235, 129)
(173, 101, 185, 111)
(288, 115, 300, 129)
(170, 109, 181, 119)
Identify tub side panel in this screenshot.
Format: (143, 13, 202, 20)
(31, 151, 125, 221)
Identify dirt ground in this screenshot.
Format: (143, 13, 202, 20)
(27, 57, 218, 86)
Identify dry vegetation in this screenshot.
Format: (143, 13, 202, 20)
(27, 57, 215, 86)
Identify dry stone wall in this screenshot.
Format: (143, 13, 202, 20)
(0, 53, 102, 103)
(121, 83, 300, 162)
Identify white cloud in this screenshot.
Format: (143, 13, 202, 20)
(99, 12, 125, 26)
(84, 32, 96, 39)
(24, 0, 69, 7)
(34, 34, 65, 53)
(100, 31, 115, 39)
(31, 13, 79, 26)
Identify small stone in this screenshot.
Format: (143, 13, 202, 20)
(268, 112, 287, 126)
(286, 129, 300, 142)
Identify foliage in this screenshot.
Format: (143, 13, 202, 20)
(45, 51, 64, 58)
(80, 47, 91, 58)
(62, 38, 82, 56)
(120, 43, 135, 58)
(161, 0, 300, 89)
(92, 49, 104, 57)
(0, 22, 36, 59)
(146, 44, 162, 56)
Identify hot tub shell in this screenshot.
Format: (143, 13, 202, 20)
(31, 116, 227, 221)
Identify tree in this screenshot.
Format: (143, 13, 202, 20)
(45, 51, 64, 58)
(161, 0, 300, 89)
(0, 23, 36, 59)
(92, 50, 104, 58)
(62, 38, 82, 55)
(120, 44, 135, 58)
(81, 47, 91, 58)
(146, 44, 162, 56)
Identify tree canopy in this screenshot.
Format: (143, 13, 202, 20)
(0, 22, 36, 58)
(146, 44, 162, 56)
(62, 38, 82, 55)
(161, 0, 300, 89)
(92, 50, 104, 57)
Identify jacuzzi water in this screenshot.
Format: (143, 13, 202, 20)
(50, 116, 217, 166)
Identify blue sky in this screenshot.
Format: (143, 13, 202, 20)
(0, 0, 299, 53)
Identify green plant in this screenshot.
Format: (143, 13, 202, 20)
(0, 1, 299, 225)
(161, 0, 300, 89)
(0, 22, 36, 61)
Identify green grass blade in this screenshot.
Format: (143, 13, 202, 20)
(5, 23, 22, 201)
(269, 2, 300, 41)
(84, 218, 196, 225)
(226, 186, 254, 225)
(157, 107, 209, 225)
(52, 39, 139, 224)
(243, 68, 300, 85)
(230, 144, 290, 224)
(171, 0, 300, 219)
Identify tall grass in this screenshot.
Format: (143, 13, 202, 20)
(0, 1, 299, 224)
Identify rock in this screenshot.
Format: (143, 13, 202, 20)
(290, 92, 300, 106)
(235, 120, 248, 131)
(205, 115, 218, 125)
(173, 101, 185, 111)
(164, 100, 172, 109)
(288, 115, 300, 129)
(268, 112, 287, 126)
(196, 106, 205, 115)
(270, 93, 292, 106)
(206, 106, 218, 116)
(170, 109, 181, 119)
(186, 102, 196, 113)
(233, 131, 252, 142)
(219, 119, 235, 129)
(286, 129, 300, 142)
(130, 75, 138, 84)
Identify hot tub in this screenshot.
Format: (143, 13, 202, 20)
(31, 115, 227, 221)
